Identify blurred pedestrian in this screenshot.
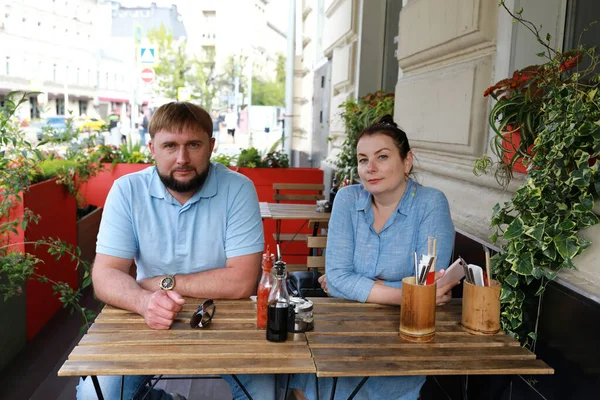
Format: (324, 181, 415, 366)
(224, 107, 237, 144)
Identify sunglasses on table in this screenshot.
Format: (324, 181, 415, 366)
(190, 299, 216, 328)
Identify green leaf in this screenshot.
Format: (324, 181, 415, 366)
(524, 223, 544, 241)
(503, 217, 524, 240)
(553, 234, 579, 259)
(505, 272, 520, 288)
(513, 253, 534, 275)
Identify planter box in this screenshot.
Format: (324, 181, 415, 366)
(76, 207, 103, 285)
(0, 280, 26, 373)
(79, 163, 152, 207)
(2, 178, 78, 340)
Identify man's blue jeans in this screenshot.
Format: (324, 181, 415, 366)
(76, 374, 277, 400)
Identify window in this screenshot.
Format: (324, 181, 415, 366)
(56, 97, 65, 115)
(29, 96, 40, 119)
(564, 0, 600, 78)
(78, 100, 86, 116)
(53, 63, 57, 81)
(5, 56, 9, 76)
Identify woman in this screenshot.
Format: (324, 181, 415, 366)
(292, 115, 459, 399)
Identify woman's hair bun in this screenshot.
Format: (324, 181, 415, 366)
(377, 114, 397, 128)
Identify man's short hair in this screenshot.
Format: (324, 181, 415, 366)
(149, 102, 213, 139)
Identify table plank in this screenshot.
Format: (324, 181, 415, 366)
(59, 358, 316, 377)
(265, 203, 331, 221)
(79, 331, 307, 346)
(306, 333, 520, 348)
(313, 359, 554, 377)
(69, 344, 312, 360)
(310, 346, 537, 361)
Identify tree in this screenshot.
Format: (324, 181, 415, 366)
(215, 55, 248, 108)
(146, 25, 190, 100)
(252, 53, 285, 106)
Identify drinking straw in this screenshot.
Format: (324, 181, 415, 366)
(484, 246, 492, 286)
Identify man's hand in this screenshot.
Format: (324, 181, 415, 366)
(141, 290, 185, 329)
(434, 269, 459, 306)
(318, 274, 329, 296)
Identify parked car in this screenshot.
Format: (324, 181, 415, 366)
(73, 115, 106, 133)
(36, 116, 69, 141)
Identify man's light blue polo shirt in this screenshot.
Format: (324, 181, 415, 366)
(96, 163, 264, 280)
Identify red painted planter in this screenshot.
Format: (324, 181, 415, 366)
(79, 163, 152, 207)
(502, 129, 533, 174)
(2, 179, 78, 340)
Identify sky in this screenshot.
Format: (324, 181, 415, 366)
(117, 0, 290, 36)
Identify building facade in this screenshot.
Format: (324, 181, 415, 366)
(0, 0, 130, 121)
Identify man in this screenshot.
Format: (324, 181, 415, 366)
(224, 107, 237, 143)
(76, 102, 272, 400)
(108, 108, 124, 144)
(211, 109, 221, 152)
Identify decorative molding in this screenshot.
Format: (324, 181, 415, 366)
(324, 0, 346, 17)
(412, 149, 525, 193)
(303, 5, 313, 20)
(294, 68, 310, 78)
(331, 42, 355, 92)
(303, 36, 311, 49)
(323, 0, 358, 56)
(397, 0, 496, 71)
(395, 54, 494, 157)
(293, 96, 309, 105)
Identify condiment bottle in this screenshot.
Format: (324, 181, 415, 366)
(256, 246, 274, 329)
(266, 261, 290, 342)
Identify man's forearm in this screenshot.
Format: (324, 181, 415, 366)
(142, 267, 259, 299)
(93, 267, 152, 315)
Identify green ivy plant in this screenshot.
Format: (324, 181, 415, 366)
(334, 91, 395, 182)
(480, 3, 600, 347)
(0, 92, 96, 329)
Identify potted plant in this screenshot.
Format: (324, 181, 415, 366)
(334, 91, 395, 183)
(77, 142, 154, 208)
(476, 2, 600, 347)
(1, 93, 95, 351)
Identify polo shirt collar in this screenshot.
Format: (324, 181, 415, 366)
(355, 178, 416, 216)
(148, 164, 218, 204)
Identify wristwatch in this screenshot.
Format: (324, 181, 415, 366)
(159, 274, 176, 291)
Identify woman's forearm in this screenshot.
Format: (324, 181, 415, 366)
(365, 283, 402, 305)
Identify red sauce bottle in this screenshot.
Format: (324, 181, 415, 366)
(257, 247, 274, 329)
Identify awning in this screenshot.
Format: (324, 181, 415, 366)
(98, 97, 130, 103)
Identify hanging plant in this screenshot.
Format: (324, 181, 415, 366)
(477, 2, 600, 347)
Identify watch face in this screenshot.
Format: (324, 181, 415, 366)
(160, 276, 174, 290)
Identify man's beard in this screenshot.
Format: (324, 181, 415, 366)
(158, 165, 210, 193)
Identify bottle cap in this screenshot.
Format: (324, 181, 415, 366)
(273, 260, 286, 276)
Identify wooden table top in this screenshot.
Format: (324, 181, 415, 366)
(260, 202, 331, 222)
(58, 298, 553, 379)
(58, 299, 314, 377)
(308, 298, 554, 378)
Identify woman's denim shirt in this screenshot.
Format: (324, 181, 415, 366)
(326, 178, 455, 302)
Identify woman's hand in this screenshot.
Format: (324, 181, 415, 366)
(318, 274, 329, 296)
(434, 269, 459, 306)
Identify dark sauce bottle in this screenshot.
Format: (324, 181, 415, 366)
(266, 261, 290, 342)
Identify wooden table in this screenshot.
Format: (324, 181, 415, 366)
(59, 298, 553, 400)
(58, 299, 314, 399)
(259, 202, 331, 246)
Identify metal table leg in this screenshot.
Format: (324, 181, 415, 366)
(232, 374, 254, 400)
(90, 376, 104, 400)
(283, 374, 291, 400)
(329, 377, 338, 400)
(347, 377, 369, 400)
